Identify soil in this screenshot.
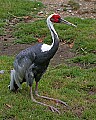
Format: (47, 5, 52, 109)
(0, 0, 96, 66)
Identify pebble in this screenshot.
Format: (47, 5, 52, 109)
(38, 11, 44, 15)
(68, 10, 72, 13)
(57, 8, 62, 11)
(66, 7, 73, 10)
(71, 13, 75, 16)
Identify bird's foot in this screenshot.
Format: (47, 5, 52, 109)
(32, 97, 60, 114)
(54, 99, 68, 107)
(35, 93, 68, 107)
(49, 106, 60, 114)
(31, 89, 60, 114)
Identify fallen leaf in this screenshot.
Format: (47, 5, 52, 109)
(5, 104, 12, 108)
(68, 42, 74, 48)
(23, 16, 32, 20)
(37, 38, 43, 43)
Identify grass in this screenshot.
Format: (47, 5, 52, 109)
(0, 19, 6, 35)
(0, 0, 96, 119)
(0, 0, 43, 35)
(13, 17, 96, 54)
(0, 56, 96, 119)
(13, 20, 49, 44)
(68, 0, 80, 10)
(67, 53, 96, 68)
(0, 0, 43, 19)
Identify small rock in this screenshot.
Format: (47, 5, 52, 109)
(50, 5, 54, 8)
(68, 10, 72, 13)
(38, 11, 44, 15)
(57, 8, 62, 11)
(60, 55, 62, 57)
(45, 12, 49, 15)
(71, 13, 75, 15)
(79, 3, 82, 6)
(66, 7, 73, 10)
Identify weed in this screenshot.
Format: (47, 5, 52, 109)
(68, 0, 80, 10)
(68, 53, 96, 68)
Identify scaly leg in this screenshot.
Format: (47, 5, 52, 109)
(35, 82, 68, 107)
(30, 86, 60, 114)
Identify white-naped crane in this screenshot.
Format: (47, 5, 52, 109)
(9, 13, 76, 114)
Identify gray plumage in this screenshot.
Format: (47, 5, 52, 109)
(9, 29, 59, 91)
(9, 14, 76, 113)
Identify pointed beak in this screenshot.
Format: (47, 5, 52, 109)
(60, 18, 77, 27)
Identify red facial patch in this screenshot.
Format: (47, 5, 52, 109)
(50, 14, 61, 23)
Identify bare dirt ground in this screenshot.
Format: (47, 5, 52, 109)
(0, 0, 96, 65)
(41, 0, 96, 18)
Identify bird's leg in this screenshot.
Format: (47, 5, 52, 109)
(30, 86, 60, 114)
(35, 82, 68, 107)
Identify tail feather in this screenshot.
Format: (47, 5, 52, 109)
(14, 71, 22, 89)
(10, 69, 15, 90)
(9, 69, 22, 91)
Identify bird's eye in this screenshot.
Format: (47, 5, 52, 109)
(50, 17, 61, 23)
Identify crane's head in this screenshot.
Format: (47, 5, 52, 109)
(50, 13, 77, 27)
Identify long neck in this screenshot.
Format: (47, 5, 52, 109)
(47, 17, 59, 57)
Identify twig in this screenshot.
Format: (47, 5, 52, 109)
(81, 47, 87, 54)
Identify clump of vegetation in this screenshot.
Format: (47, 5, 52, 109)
(93, 1, 96, 13)
(68, 53, 96, 68)
(0, 19, 6, 35)
(68, 0, 80, 10)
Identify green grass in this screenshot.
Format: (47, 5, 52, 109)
(13, 17, 96, 54)
(12, 17, 96, 72)
(0, 56, 96, 119)
(0, 19, 6, 35)
(13, 19, 50, 44)
(0, 0, 96, 119)
(68, 0, 80, 10)
(67, 53, 96, 68)
(0, 0, 43, 35)
(0, 0, 43, 19)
